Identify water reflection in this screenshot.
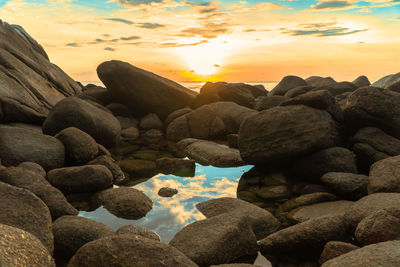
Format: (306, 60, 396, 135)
(79, 164, 252, 243)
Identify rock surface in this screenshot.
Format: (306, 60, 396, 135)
(155, 157, 195, 177)
(158, 187, 178, 197)
(353, 75, 371, 87)
(319, 241, 359, 265)
(368, 156, 400, 193)
(269, 75, 307, 96)
(116, 225, 161, 241)
(88, 155, 127, 185)
(321, 172, 369, 199)
(17, 161, 46, 177)
(139, 113, 163, 130)
(372, 72, 400, 89)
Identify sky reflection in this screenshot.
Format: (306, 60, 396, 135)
(79, 163, 252, 242)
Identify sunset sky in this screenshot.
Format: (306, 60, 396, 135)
(1, 0, 399, 83)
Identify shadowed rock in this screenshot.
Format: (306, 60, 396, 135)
(353, 75, 371, 87)
(116, 225, 160, 241)
(269, 76, 307, 96)
(319, 241, 359, 265)
(368, 156, 400, 193)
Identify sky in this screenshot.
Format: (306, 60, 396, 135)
(0, 0, 399, 83)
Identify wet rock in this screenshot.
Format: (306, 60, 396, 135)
(269, 75, 307, 96)
(116, 225, 160, 241)
(170, 214, 258, 267)
(158, 187, 178, 197)
(353, 75, 371, 87)
(239, 105, 340, 165)
(121, 127, 140, 140)
(368, 155, 400, 193)
(69, 234, 197, 267)
(118, 158, 157, 178)
(291, 147, 357, 182)
(97, 60, 197, 119)
(93, 187, 152, 220)
(0, 224, 55, 267)
(319, 241, 359, 265)
(177, 139, 245, 167)
(55, 127, 98, 164)
(0, 167, 77, 220)
(321, 172, 369, 199)
(253, 95, 288, 111)
(0, 182, 53, 253)
(42, 96, 121, 147)
(372, 72, 400, 89)
(17, 161, 46, 177)
(47, 165, 113, 194)
(164, 107, 192, 128)
(139, 113, 163, 130)
(305, 76, 337, 87)
(53, 215, 114, 261)
(105, 103, 132, 117)
(196, 197, 280, 240)
(0, 125, 65, 170)
(355, 209, 400, 245)
(88, 155, 127, 185)
(322, 240, 400, 266)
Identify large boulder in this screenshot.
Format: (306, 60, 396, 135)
(254, 95, 288, 111)
(68, 234, 198, 267)
(0, 182, 53, 253)
(42, 96, 121, 147)
(319, 241, 359, 265)
(322, 240, 400, 266)
(372, 72, 400, 89)
(321, 172, 369, 200)
(97, 60, 197, 119)
(170, 214, 258, 267)
(88, 155, 127, 185)
(344, 86, 400, 138)
(0, 22, 81, 123)
(18, 161, 46, 177)
(314, 81, 357, 96)
(368, 156, 400, 193)
(0, 167, 77, 220)
(269, 75, 307, 96)
(0, 125, 65, 170)
(305, 76, 336, 87)
(0, 224, 55, 267)
(238, 105, 340, 165)
(353, 75, 371, 87)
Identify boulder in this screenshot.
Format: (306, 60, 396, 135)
(97, 60, 197, 119)
(0, 125, 65, 170)
(284, 85, 315, 98)
(164, 107, 192, 128)
(177, 139, 245, 167)
(0, 167, 78, 220)
(0, 224, 55, 267)
(92, 187, 152, 220)
(170, 214, 258, 267)
(55, 127, 98, 164)
(116, 225, 160, 241)
(42, 96, 121, 147)
(387, 80, 400, 92)
(158, 187, 178, 197)
(116, 116, 138, 129)
(314, 81, 357, 96)
(321, 172, 369, 199)
(156, 157, 195, 177)
(0, 22, 81, 123)
(305, 76, 336, 87)
(17, 161, 46, 177)
(139, 113, 163, 130)
(196, 197, 280, 240)
(253, 95, 288, 111)
(344, 86, 400, 138)
(322, 240, 400, 266)
(53, 215, 114, 261)
(368, 156, 400, 193)
(372, 72, 400, 89)
(319, 241, 359, 265)
(88, 155, 127, 185)
(68, 234, 198, 267)
(78, 85, 112, 106)
(121, 127, 140, 140)
(0, 182, 53, 253)
(238, 105, 340, 165)
(105, 103, 132, 117)
(353, 75, 371, 87)
(269, 75, 307, 96)
(227, 134, 238, 148)
(47, 165, 113, 194)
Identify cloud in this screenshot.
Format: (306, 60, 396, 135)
(120, 35, 141, 40)
(313, 0, 353, 9)
(116, 0, 163, 6)
(106, 18, 134, 25)
(160, 40, 208, 47)
(104, 47, 116, 51)
(66, 42, 79, 47)
(138, 22, 165, 29)
(282, 23, 368, 37)
(180, 22, 230, 39)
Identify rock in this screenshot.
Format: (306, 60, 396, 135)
(290, 147, 357, 182)
(196, 197, 280, 240)
(355, 209, 400, 245)
(239, 106, 340, 165)
(345, 193, 400, 227)
(116, 116, 138, 129)
(17, 161, 46, 177)
(254, 95, 288, 111)
(55, 127, 98, 164)
(143, 129, 163, 140)
(0, 125, 65, 170)
(321, 172, 369, 199)
(305, 76, 337, 87)
(210, 264, 264, 267)
(68, 234, 197, 267)
(314, 81, 358, 96)
(88, 155, 127, 185)
(0, 182, 53, 253)
(78, 85, 112, 106)
(0, 167, 78, 220)
(335, 92, 351, 109)
(259, 214, 349, 256)
(47, 165, 113, 194)
(164, 107, 192, 128)
(387, 80, 400, 92)
(368, 156, 400, 193)
(284, 85, 315, 98)
(269, 75, 307, 96)
(280, 90, 343, 121)
(117, 158, 157, 178)
(319, 241, 359, 265)
(288, 200, 354, 223)
(97, 60, 197, 119)
(0, 22, 81, 123)
(158, 187, 178, 197)
(372, 72, 400, 89)
(116, 225, 160, 241)
(155, 157, 195, 177)
(177, 139, 245, 167)
(121, 127, 140, 140)
(170, 214, 258, 267)
(0, 224, 55, 267)
(105, 103, 132, 117)
(97, 144, 112, 157)
(53, 215, 114, 261)
(139, 113, 163, 130)
(344, 86, 400, 138)
(322, 240, 400, 266)
(93, 187, 153, 220)
(353, 75, 371, 87)
(227, 134, 238, 148)
(42, 96, 121, 147)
